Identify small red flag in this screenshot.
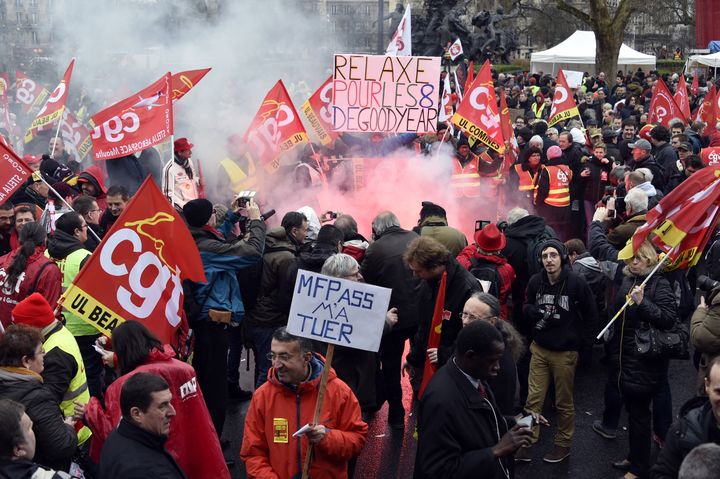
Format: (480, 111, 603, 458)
(548, 69, 580, 127)
(698, 85, 717, 125)
(25, 59, 75, 142)
(674, 75, 692, 121)
(690, 72, 699, 95)
(15, 71, 50, 115)
(301, 75, 339, 146)
(418, 271, 447, 399)
(648, 78, 682, 127)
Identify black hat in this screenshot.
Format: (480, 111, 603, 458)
(183, 199, 214, 228)
(601, 128, 618, 141)
(538, 238, 567, 261)
(420, 201, 447, 219)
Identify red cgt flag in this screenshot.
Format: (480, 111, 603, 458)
(674, 75, 692, 121)
(698, 85, 717, 125)
(452, 60, 505, 154)
(418, 271, 447, 399)
(548, 69, 580, 127)
(701, 147, 720, 166)
(26, 59, 75, 141)
(648, 78, 682, 127)
(619, 165, 720, 269)
(171, 68, 211, 103)
(90, 73, 173, 161)
(62, 178, 206, 344)
(243, 80, 308, 175)
(301, 75, 339, 146)
(0, 141, 33, 203)
(691, 72, 699, 95)
(15, 70, 50, 115)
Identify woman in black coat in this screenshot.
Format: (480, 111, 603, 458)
(607, 241, 677, 479)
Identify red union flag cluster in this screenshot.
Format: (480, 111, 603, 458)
(301, 76, 338, 146)
(91, 73, 173, 161)
(15, 71, 50, 115)
(619, 165, 720, 270)
(548, 70, 579, 127)
(243, 80, 308, 175)
(63, 178, 206, 343)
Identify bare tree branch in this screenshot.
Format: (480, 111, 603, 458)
(554, 0, 595, 28)
(612, 0, 642, 28)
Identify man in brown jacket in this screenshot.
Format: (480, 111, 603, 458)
(691, 286, 720, 395)
(606, 188, 648, 249)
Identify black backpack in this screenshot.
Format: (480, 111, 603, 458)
(526, 228, 555, 276)
(468, 257, 502, 297)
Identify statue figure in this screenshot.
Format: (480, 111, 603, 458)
(374, 4, 405, 42)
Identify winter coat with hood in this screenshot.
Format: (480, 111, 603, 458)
(570, 251, 607, 325)
(652, 141, 680, 188)
(691, 287, 720, 395)
(630, 153, 666, 193)
(608, 268, 677, 395)
(361, 226, 420, 332)
(85, 345, 229, 479)
(633, 181, 664, 210)
(417, 215, 467, 258)
(188, 217, 265, 325)
(0, 246, 62, 328)
(246, 227, 299, 328)
(77, 165, 107, 210)
(0, 367, 77, 471)
(240, 354, 368, 479)
(407, 258, 481, 369)
(456, 247, 516, 320)
(649, 396, 720, 479)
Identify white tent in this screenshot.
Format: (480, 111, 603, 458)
(687, 51, 720, 68)
(530, 31, 656, 75)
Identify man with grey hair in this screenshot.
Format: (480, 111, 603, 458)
(334, 214, 370, 263)
(361, 211, 420, 428)
(678, 444, 720, 479)
(626, 168, 663, 209)
(547, 128, 559, 143)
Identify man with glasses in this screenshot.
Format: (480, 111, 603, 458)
(241, 327, 367, 479)
(72, 195, 104, 251)
(515, 239, 597, 464)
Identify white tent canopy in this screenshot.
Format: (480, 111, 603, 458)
(530, 31, 656, 75)
(687, 51, 720, 69)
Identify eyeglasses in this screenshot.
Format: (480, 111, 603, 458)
(343, 270, 362, 280)
(461, 311, 496, 323)
(266, 352, 294, 363)
(541, 252, 560, 260)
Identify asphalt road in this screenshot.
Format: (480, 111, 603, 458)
(223, 343, 698, 478)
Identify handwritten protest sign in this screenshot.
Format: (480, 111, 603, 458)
(332, 54, 440, 134)
(287, 269, 391, 352)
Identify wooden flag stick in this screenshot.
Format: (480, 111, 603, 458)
(301, 343, 335, 479)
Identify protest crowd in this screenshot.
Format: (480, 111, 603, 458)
(3, 24, 720, 479)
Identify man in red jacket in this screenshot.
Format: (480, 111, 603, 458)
(241, 327, 367, 479)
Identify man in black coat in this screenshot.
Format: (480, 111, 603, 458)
(99, 373, 186, 479)
(414, 321, 538, 479)
(362, 211, 420, 427)
(649, 125, 680, 193)
(628, 139, 666, 193)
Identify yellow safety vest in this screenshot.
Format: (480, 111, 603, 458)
(48, 248, 95, 336)
(44, 325, 92, 445)
(220, 156, 257, 194)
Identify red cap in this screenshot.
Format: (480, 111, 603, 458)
(174, 137, 193, 152)
(11, 293, 56, 328)
(474, 223, 506, 252)
(23, 154, 41, 166)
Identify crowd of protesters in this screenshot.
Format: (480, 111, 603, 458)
(1, 62, 720, 479)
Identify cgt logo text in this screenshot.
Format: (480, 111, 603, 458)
(179, 376, 198, 400)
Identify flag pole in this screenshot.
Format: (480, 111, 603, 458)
(595, 245, 677, 340)
(301, 343, 335, 479)
(50, 113, 64, 158)
(40, 176, 101, 243)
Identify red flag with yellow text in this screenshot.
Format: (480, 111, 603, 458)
(648, 78, 682, 127)
(171, 68, 211, 103)
(418, 271, 447, 399)
(243, 80, 308, 175)
(301, 76, 339, 146)
(674, 75, 691, 121)
(62, 178, 206, 344)
(15, 71, 50, 115)
(548, 70, 580, 127)
(26, 59, 75, 142)
(619, 165, 720, 269)
(452, 60, 504, 154)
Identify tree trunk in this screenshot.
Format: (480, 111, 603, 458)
(594, 26, 622, 77)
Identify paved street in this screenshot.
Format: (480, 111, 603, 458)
(223, 344, 698, 478)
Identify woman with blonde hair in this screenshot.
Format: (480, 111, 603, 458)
(607, 241, 678, 479)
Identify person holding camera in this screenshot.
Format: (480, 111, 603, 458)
(515, 239, 597, 464)
(691, 283, 720, 396)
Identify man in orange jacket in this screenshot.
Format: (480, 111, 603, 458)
(240, 327, 368, 479)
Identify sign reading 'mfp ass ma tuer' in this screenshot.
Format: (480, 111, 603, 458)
(287, 269, 391, 353)
(332, 54, 440, 134)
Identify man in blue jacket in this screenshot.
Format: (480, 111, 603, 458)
(183, 198, 266, 438)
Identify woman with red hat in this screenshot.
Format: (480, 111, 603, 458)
(456, 223, 516, 320)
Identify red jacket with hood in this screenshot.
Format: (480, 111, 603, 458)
(240, 354, 368, 479)
(84, 345, 229, 479)
(456, 247, 516, 320)
(78, 165, 108, 210)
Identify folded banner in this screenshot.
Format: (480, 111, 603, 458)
(63, 178, 206, 343)
(90, 73, 173, 161)
(25, 59, 75, 142)
(0, 141, 33, 203)
(452, 60, 504, 153)
(15, 71, 50, 115)
(648, 78, 682, 127)
(301, 75, 338, 146)
(243, 79, 308, 175)
(548, 69, 579, 127)
(619, 165, 720, 269)
(171, 68, 211, 103)
(674, 75, 691, 121)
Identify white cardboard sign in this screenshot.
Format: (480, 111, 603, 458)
(287, 269, 391, 352)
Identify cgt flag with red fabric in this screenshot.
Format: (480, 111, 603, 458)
(691, 73, 699, 95)
(301, 75, 339, 146)
(15, 71, 50, 115)
(648, 78, 682, 127)
(171, 68, 211, 103)
(674, 75, 691, 121)
(61, 110, 93, 162)
(452, 60, 505, 154)
(619, 165, 720, 269)
(701, 147, 720, 166)
(26, 59, 75, 142)
(0, 141, 33, 203)
(697, 85, 716, 125)
(91, 73, 173, 161)
(62, 178, 206, 344)
(243, 80, 308, 175)
(418, 271, 447, 399)
(548, 69, 579, 127)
